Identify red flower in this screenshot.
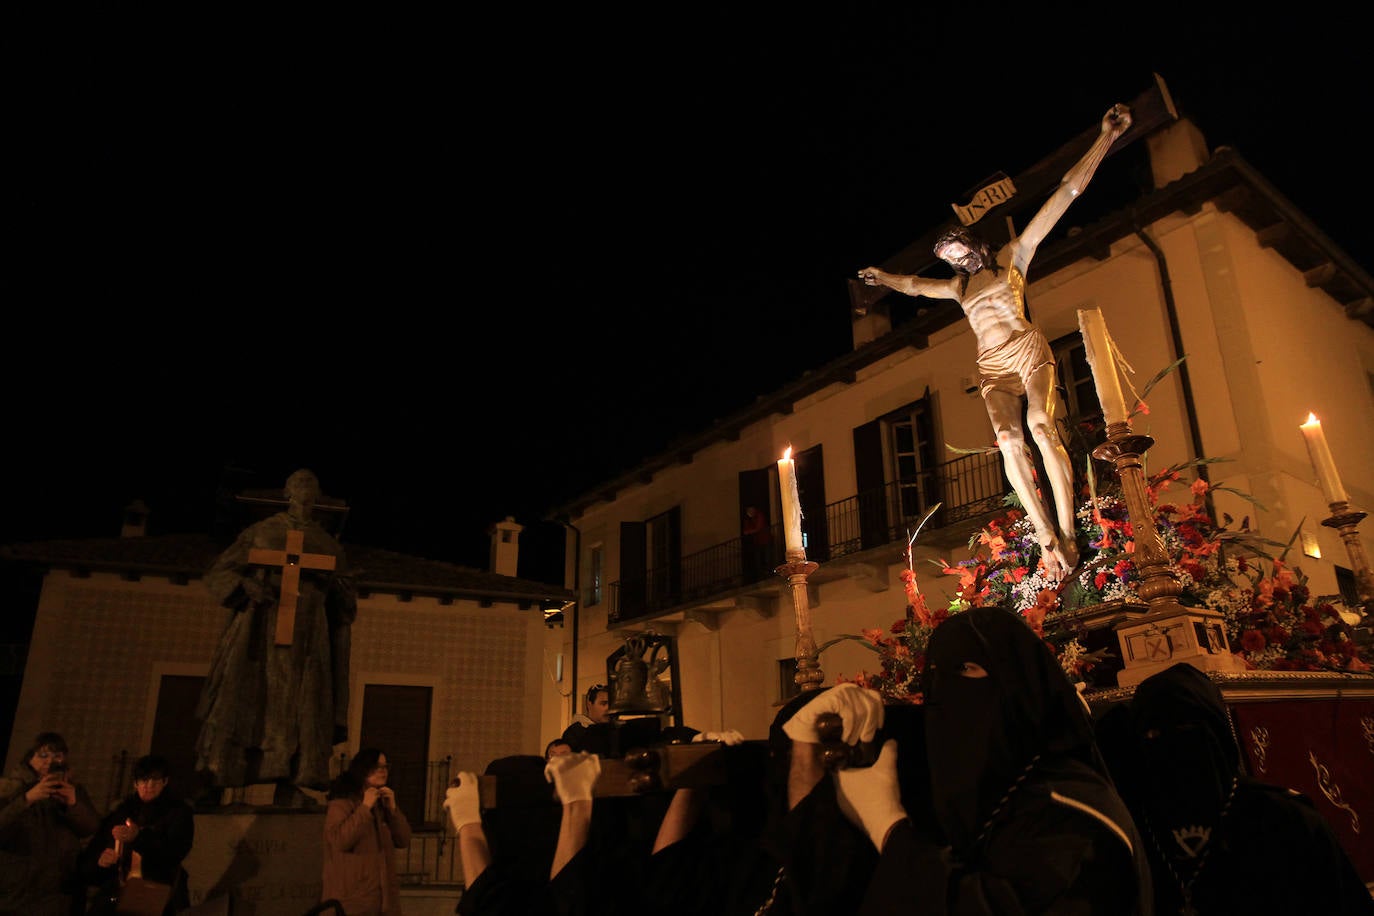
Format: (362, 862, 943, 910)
(1240, 630, 1267, 652)
(910, 593, 934, 627)
(861, 628, 888, 646)
(1023, 590, 1059, 637)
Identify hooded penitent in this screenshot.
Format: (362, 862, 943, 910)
(921, 606, 1102, 852)
(1127, 663, 1239, 872)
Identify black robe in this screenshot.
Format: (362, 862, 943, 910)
(1102, 661, 1374, 915)
(857, 607, 1153, 915)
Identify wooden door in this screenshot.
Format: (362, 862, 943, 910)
(359, 684, 432, 828)
(150, 674, 205, 802)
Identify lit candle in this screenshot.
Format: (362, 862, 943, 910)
(1300, 413, 1349, 505)
(778, 447, 804, 554)
(1078, 308, 1128, 425)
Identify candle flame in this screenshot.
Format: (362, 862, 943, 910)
(782, 446, 792, 460)
(1301, 412, 1319, 428)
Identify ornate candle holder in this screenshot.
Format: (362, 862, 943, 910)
(777, 548, 824, 692)
(1093, 421, 1247, 687)
(1320, 501, 1374, 621)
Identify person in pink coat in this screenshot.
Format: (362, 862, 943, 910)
(320, 747, 413, 916)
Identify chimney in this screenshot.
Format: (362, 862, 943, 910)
(1145, 116, 1209, 189)
(121, 499, 149, 538)
(489, 516, 523, 577)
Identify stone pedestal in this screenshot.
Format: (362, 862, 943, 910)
(1113, 604, 1248, 687)
(183, 807, 325, 916)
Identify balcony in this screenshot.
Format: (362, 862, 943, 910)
(608, 451, 1008, 627)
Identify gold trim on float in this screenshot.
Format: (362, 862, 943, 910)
(1088, 669, 1374, 705)
(1248, 726, 1270, 775)
(1309, 750, 1360, 835)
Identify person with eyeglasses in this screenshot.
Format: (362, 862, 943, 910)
(0, 731, 100, 916)
(76, 754, 194, 916)
(321, 748, 412, 916)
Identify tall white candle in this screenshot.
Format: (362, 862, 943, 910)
(1300, 413, 1349, 504)
(778, 447, 804, 554)
(1078, 308, 1128, 425)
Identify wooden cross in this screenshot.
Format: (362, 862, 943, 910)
(247, 528, 337, 646)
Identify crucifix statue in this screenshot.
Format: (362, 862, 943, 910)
(859, 103, 1133, 583)
(195, 468, 357, 793)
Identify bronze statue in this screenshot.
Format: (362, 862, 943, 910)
(194, 469, 356, 793)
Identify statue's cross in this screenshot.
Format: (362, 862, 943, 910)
(247, 529, 337, 646)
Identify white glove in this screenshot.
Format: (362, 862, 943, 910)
(782, 682, 885, 745)
(691, 729, 745, 746)
(834, 739, 908, 852)
(544, 751, 601, 803)
(442, 772, 481, 833)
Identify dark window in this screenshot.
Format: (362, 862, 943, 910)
(587, 545, 603, 606)
(888, 397, 940, 524)
(777, 657, 800, 705)
(1051, 331, 1102, 425)
(1336, 566, 1360, 609)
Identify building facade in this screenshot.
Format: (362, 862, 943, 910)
(545, 87, 1374, 741)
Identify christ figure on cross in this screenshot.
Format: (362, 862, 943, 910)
(859, 103, 1132, 582)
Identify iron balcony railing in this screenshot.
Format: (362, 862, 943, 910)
(609, 450, 1006, 624)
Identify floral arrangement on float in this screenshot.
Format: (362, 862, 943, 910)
(829, 454, 1372, 703)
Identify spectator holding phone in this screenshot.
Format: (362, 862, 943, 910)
(0, 731, 100, 916)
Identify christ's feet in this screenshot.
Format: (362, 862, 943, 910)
(1039, 538, 1079, 584)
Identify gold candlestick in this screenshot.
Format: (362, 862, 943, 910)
(1094, 421, 1247, 686)
(777, 548, 824, 692)
(1093, 424, 1183, 607)
(1320, 501, 1374, 618)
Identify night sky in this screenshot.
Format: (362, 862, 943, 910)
(5, 8, 1369, 591)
